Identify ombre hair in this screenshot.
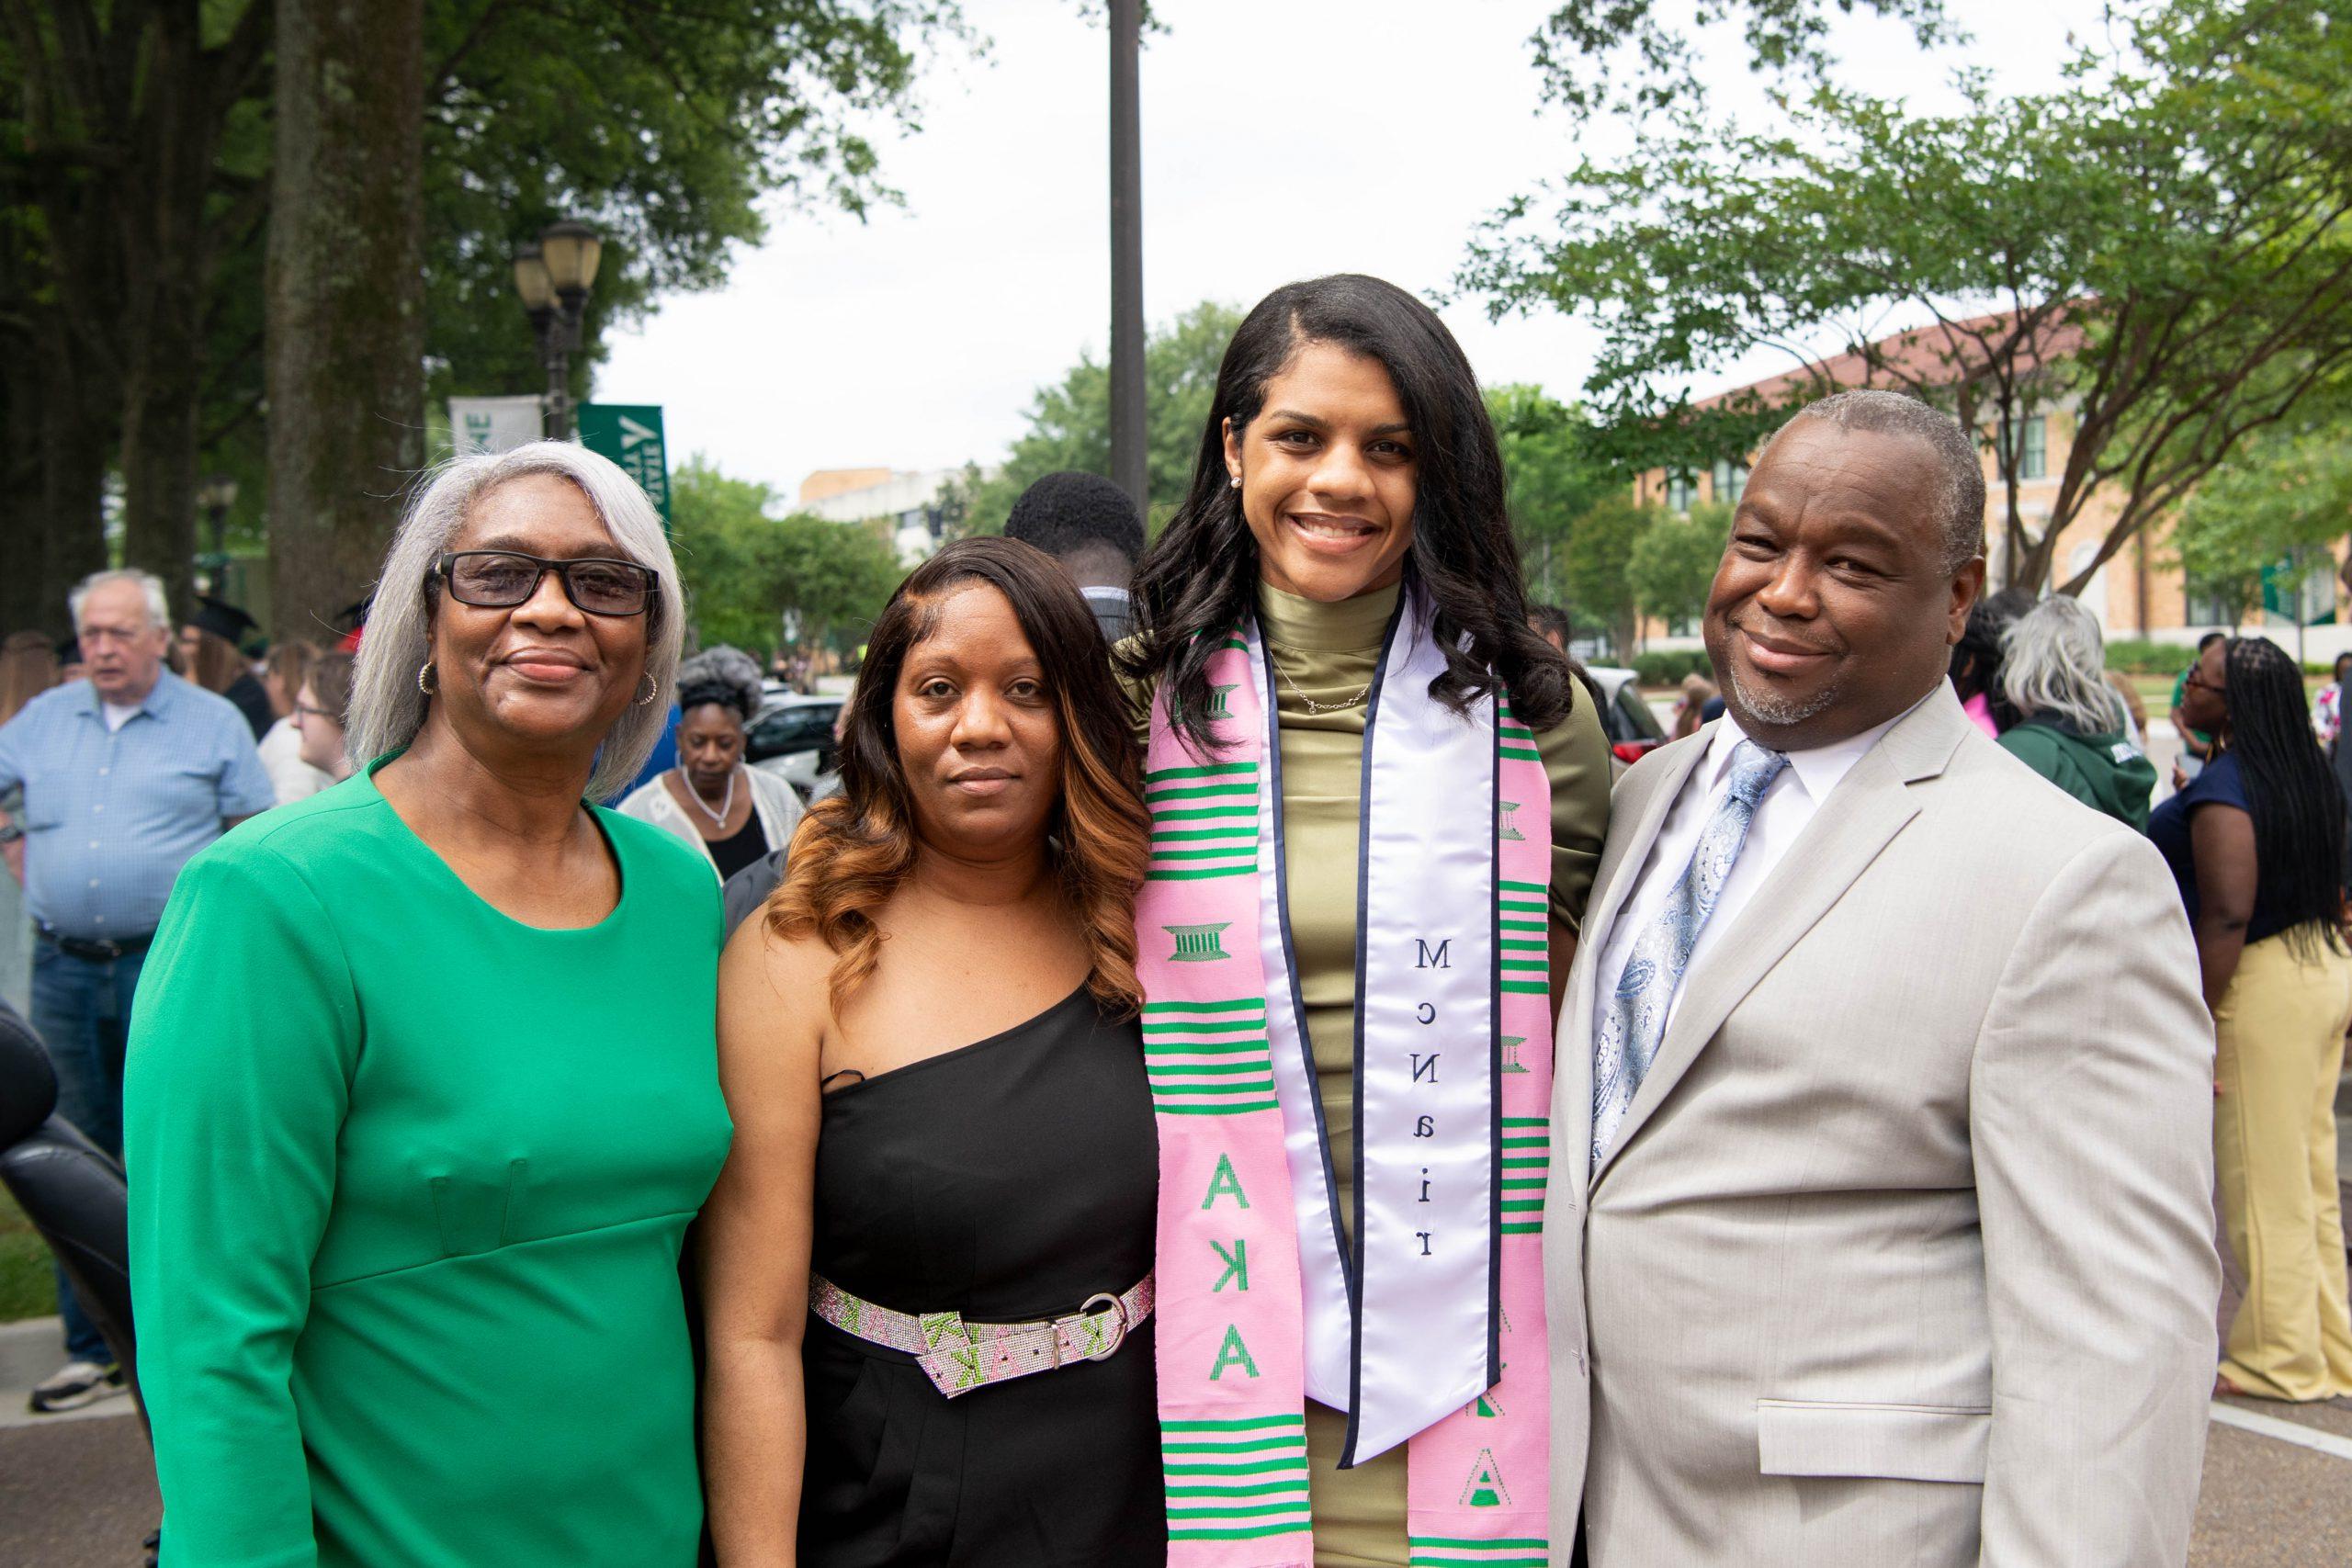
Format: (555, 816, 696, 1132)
(766, 537, 1150, 1016)
(347, 441, 684, 799)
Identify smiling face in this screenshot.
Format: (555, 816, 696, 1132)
(425, 473, 650, 762)
(893, 583, 1063, 859)
(1702, 419, 1982, 750)
(1223, 340, 1418, 603)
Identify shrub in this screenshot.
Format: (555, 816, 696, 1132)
(1631, 649, 1715, 686)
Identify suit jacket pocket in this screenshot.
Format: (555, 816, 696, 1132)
(1755, 1398, 1990, 1484)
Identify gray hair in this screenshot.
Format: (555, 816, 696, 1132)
(674, 646, 764, 725)
(2000, 594, 2125, 736)
(69, 570, 170, 633)
(347, 441, 685, 799)
(1758, 389, 1986, 573)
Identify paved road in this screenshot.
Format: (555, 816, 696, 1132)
(6, 1384, 2348, 1566)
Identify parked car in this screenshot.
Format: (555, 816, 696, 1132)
(1582, 665, 1668, 767)
(746, 694, 843, 798)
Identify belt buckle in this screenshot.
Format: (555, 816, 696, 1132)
(1074, 1291, 1127, 1362)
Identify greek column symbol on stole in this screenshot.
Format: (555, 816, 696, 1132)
(1204, 682, 1238, 720)
(1501, 1035, 1529, 1074)
(1498, 799, 1526, 841)
(1166, 923, 1232, 963)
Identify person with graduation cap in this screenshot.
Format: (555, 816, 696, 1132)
(178, 595, 275, 740)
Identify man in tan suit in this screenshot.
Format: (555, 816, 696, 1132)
(1547, 390, 2217, 1565)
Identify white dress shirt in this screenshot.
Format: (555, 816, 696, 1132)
(1590, 707, 1906, 1051)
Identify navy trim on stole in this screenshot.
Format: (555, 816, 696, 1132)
(1340, 591, 1409, 1472)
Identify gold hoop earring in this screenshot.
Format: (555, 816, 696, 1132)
(417, 660, 437, 696)
(636, 673, 660, 707)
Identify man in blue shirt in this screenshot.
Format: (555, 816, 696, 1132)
(0, 569, 273, 1411)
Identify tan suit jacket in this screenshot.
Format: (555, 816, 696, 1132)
(1544, 684, 2218, 1566)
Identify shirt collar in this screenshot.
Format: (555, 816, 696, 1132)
(1697, 696, 1917, 806)
(75, 670, 178, 723)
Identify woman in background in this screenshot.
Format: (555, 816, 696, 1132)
(0, 630, 61, 726)
(2149, 635, 2352, 1404)
(617, 646, 803, 882)
(1670, 671, 1717, 740)
(257, 638, 334, 804)
(292, 650, 358, 785)
(1996, 596, 2155, 830)
(1949, 595, 2015, 738)
(177, 596, 273, 739)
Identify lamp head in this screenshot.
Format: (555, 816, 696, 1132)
(537, 220, 603, 296)
(512, 243, 554, 313)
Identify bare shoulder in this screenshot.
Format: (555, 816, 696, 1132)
(718, 915, 833, 1078)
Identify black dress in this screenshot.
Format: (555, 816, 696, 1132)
(800, 986, 1166, 1567)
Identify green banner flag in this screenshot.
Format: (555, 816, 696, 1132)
(577, 403, 671, 523)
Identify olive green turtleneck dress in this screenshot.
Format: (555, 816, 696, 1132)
(1128, 580, 1612, 1567)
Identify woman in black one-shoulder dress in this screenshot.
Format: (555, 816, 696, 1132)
(699, 539, 1165, 1567)
(799, 987, 1159, 1563)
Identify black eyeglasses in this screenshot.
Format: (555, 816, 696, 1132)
(433, 551, 657, 617)
(290, 701, 335, 723)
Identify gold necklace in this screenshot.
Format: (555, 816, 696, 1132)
(1272, 649, 1370, 715)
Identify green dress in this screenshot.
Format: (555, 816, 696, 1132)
(1128, 581, 1613, 1567)
(125, 762, 734, 1568)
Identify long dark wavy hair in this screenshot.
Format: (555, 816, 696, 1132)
(1120, 274, 1576, 756)
(2222, 637, 2346, 957)
(765, 537, 1151, 1014)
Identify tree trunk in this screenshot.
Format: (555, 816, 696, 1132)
(34, 344, 115, 637)
(266, 0, 427, 642)
(111, 6, 215, 625)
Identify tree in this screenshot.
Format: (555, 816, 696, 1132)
(1627, 500, 1734, 633)
(267, 0, 425, 641)
(2170, 408, 2352, 628)
(970, 300, 1241, 531)
(0, 0, 969, 636)
(671, 457, 905, 657)
(1526, 0, 1951, 121)
(1486, 385, 1623, 626)
(1463, 0, 2352, 596)
(2, 0, 273, 622)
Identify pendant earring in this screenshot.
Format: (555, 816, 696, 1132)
(417, 660, 437, 696)
(635, 673, 660, 707)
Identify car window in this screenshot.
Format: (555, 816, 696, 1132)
(1613, 684, 1667, 742)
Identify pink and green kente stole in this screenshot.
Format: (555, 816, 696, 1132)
(1138, 592, 1554, 1568)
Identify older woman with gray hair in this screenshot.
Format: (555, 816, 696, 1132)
(124, 441, 733, 1566)
(1996, 594, 2156, 830)
(618, 646, 803, 880)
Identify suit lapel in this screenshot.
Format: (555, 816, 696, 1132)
(1588, 687, 1972, 1187)
(1558, 729, 1713, 1200)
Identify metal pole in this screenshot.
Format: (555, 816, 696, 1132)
(1108, 0, 1147, 514)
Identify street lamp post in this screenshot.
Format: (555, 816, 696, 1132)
(196, 473, 240, 560)
(512, 220, 604, 441)
(1108, 0, 1146, 513)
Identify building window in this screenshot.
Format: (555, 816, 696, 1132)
(1664, 468, 1698, 513)
(1988, 416, 2048, 481)
(1712, 459, 1747, 505)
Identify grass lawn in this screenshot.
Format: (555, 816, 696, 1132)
(2, 1187, 57, 1323)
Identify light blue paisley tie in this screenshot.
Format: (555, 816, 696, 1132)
(1590, 739, 1789, 1168)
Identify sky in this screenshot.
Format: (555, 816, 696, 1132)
(594, 0, 2117, 504)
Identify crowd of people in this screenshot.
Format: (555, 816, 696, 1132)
(0, 271, 2346, 1567)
